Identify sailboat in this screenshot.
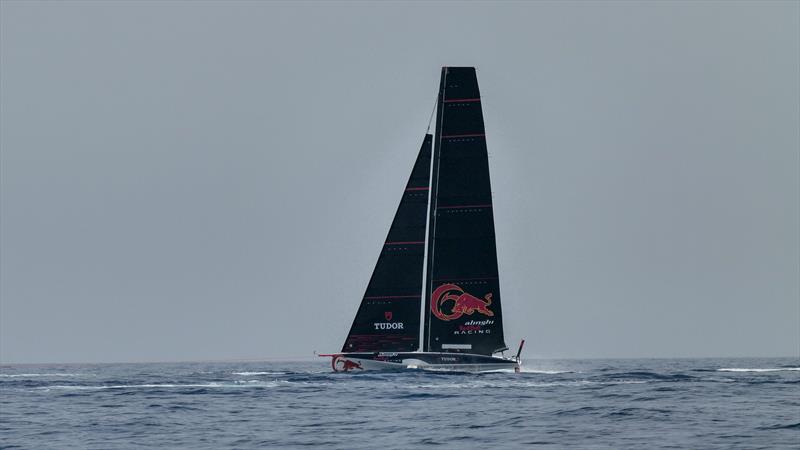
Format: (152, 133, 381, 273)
(321, 67, 524, 372)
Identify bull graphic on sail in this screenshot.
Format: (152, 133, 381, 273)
(430, 284, 493, 321)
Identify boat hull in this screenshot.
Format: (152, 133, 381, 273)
(328, 352, 519, 373)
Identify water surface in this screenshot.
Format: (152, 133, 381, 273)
(1, 357, 797, 449)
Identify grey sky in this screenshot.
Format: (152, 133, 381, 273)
(1, 1, 797, 364)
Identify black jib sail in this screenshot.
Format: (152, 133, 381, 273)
(424, 67, 507, 355)
(342, 135, 433, 352)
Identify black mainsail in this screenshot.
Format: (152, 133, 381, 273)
(424, 67, 507, 355)
(342, 135, 432, 352)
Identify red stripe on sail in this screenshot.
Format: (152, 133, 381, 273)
(384, 241, 424, 245)
(441, 133, 485, 139)
(433, 276, 499, 282)
(437, 204, 492, 209)
(405, 187, 429, 191)
(443, 98, 481, 103)
(347, 335, 416, 338)
(363, 295, 421, 299)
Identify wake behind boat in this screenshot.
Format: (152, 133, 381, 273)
(322, 67, 523, 373)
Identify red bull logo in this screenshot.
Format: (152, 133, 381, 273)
(430, 283, 494, 321)
(331, 355, 363, 372)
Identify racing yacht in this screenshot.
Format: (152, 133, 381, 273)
(321, 67, 524, 372)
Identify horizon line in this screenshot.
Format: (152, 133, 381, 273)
(2, 354, 798, 366)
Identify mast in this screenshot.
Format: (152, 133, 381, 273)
(423, 67, 507, 355)
(424, 69, 446, 351)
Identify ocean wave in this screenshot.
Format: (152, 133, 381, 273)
(717, 368, 800, 372)
(24, 379, 335, 392)
(757, 422, 800, 430)
(0, 373, 85, 378)
(404, 379, 647, 389)
(599, 371, 696, 382)
(31, 382, 284, 391)
(519, 368, 574, 374)
(231, 371, 286, 376)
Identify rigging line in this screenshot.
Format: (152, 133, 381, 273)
(425, 91, 437, 133)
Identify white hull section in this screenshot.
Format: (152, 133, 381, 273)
(329, 352, 520, 373)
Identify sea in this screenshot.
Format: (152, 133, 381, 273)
(1, 357, 797, 449)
